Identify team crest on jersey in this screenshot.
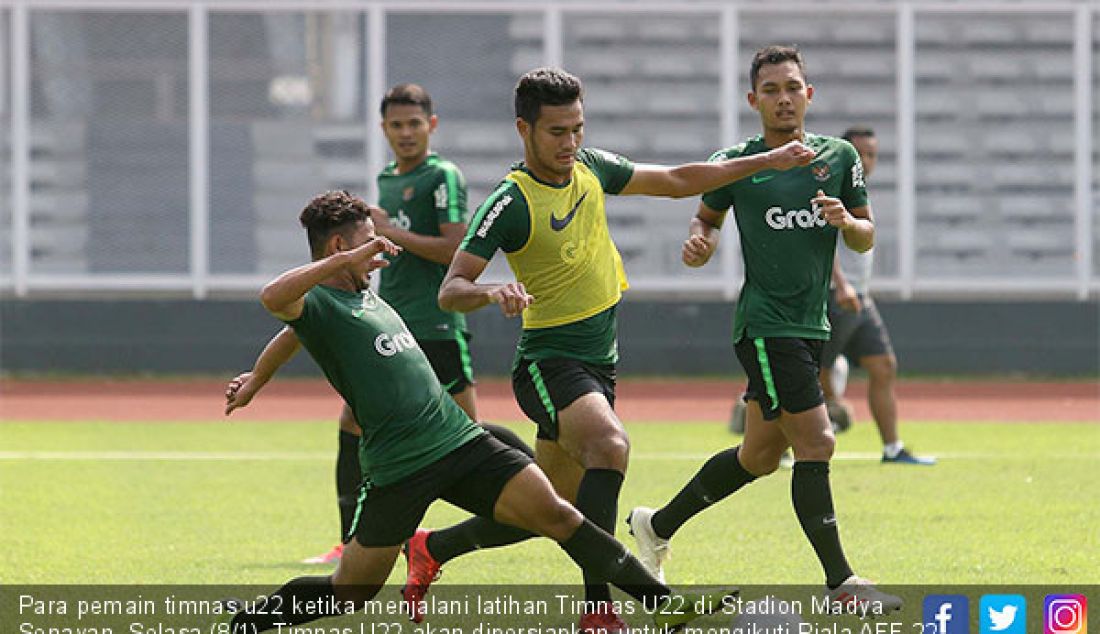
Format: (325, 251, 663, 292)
(402, 186, 415, 201)
(812, 162, 831, 182)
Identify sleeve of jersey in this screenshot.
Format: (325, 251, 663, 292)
(577, 148, 634, 194)
(839, 142, 869, 210)
(700, 148, 737, 212)
(283, 289, 318, 328)
(434, 163, 469, 225)
(460, 181, 530, 259)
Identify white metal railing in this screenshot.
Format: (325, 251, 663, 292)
(1, 0, 1097, 300)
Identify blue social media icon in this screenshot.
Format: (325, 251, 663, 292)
(981, 595, 1026, 634)
(924, 595, 970, 634)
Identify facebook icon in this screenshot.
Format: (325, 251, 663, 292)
(924, 595, 970, 634)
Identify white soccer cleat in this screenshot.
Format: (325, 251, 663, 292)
(626, 506, 670, 584)
(827, 575, 903, 617)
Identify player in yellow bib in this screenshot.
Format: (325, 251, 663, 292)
(398, 67, 814, 632)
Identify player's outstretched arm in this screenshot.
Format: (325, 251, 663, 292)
(370, 206, 466, 265)
(439, 251, 534, 318)
(225, 326, 302, 416)
(682, 204, 726, 268)
(620, 140, 815, 198)
(261, 236, 400, 320)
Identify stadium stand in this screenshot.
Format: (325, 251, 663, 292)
(5, 5, 1094, 288)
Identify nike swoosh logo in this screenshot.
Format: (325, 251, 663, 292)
(550, 192, 587, 231)
(751, 174, 775, 184)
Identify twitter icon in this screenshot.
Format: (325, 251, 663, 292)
(981, 595, 1026, 634)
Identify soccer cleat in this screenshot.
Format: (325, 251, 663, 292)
(882, 448, 936, 466)
(578, 602, 629, 634)
(728, 399, 747, 435)
(827, 575, 903, 616)
(301, 542, 344, 564)
(401, 529, 442, 623)
(651, 588, 739, 633)
(625, 507, 669, 584)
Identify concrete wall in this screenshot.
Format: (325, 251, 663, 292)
(0, 298, 1096, 376)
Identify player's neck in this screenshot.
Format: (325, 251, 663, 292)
(394, 151, 430, 175)
(762, 127, 805, 149)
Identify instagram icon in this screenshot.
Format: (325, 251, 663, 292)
(1045, 595, 1087, 634)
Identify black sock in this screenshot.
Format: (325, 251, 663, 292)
(559, 519, 669, 610)
(651, 446, 756, 540)
(482, 422, 536, 458)
(791, 461, 854, 588)
(427, 517, 534, 564)
(575, 468, 624, 605)
(231, 576, 338, 632)
(336, 431, 361, 541)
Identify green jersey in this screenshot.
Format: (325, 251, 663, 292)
(702, 133, 868, 341)
(460, 148, 635, 366)
(285, 285, 482, 487)
(377, 153, 468, 341)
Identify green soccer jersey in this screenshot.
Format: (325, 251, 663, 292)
(702, 133, 868, 342)
(285, 285, 483, 487)
(460, 148, 634, 366)
(377, 153, 468, 341)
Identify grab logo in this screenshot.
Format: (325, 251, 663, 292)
(374, 330, 418, 357)
(764, 205, 828, 230)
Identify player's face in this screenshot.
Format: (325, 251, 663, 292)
(341, 218, 378, 290)
(381, 104, 437, 165)
(749, 61, 813, 135)
(849, 135, 878, 179)
(520, 100, 584, 181)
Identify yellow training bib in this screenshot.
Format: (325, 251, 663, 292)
(505, 164, 629, 329)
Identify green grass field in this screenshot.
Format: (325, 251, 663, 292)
(1, 418, 1098, 585)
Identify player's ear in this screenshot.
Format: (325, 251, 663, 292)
(516, 117, 530, 138)
(428, 114, 439, 134)
(806, 84, 814, 102)
(746, 91, 758, 111)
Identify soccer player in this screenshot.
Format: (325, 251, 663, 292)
(224, 84, 534, 565)
(627, 46, 903, 613)
(218, 190, 732, 633)
(820, 126, 935, 466)
(401, 67, 814, 632)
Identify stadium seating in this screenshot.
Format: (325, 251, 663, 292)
(5, 7, 1092, 290)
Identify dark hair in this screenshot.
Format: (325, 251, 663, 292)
(749, 45, 807, 91)
(514, 67, 583, 125)
(299, 190, 370, 259)
(842, 125, 876, 142)
(380, 83, 433, 117)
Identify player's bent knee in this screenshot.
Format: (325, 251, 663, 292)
(530, 498, 584, 542)
(579, 433, 630, 469)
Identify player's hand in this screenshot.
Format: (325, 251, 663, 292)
(766, 140, 816, 171)
(489, 282, 534, 318)
(835, 281, 861, 313)
(225, 372, 260, 416)
(813, 189, 852, 228)
(368, 206, 393, 236)
(349, 235, 401, 267)
(682, 234, 714, 268)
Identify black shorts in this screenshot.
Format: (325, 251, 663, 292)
(420, 331, 475, 395)
(350, 433, 532, 547)
(821, 296, 894, 368)
(512, 357, 616, 441)
(734, 336, 824, 421)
